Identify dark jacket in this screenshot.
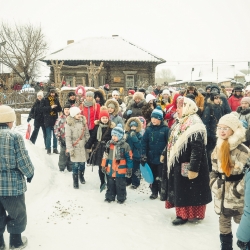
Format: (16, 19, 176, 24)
(162, 134, 212, 207)
(141, 102, 157, 125)
(40, 94, 62, 127)
(141, 121, 169, 164)
(28, 99, 44, 125)
(123, 100, 147, 121)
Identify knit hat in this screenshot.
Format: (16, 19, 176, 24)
(205, 85, 211, 91)
(99, 106, 109, 119)
(128, 90, 135, 95)
(241, 97, 250, 105)
(210, 92, 220, 101)
(162, 89, 170, 96)
(129, 121, 138, 127)
(133, 92, 144, 100)
(218, 114, 241, 132)
(111, 124, 124, 140)
(49, 88, 56, 93)
(37, 91, 44, 97)
(86, 91, 94, 98)
(107, 103, 115, 109)
(0, 105, 16, 123)
(245, 85, 250, 92)
(210, 85, 220, 94)
(112, 90, 120, 97)
(146, 94, 156, 103)
(68, 91, 76, 97)
(70, 107, 81, 118)
(151, 106, 163, 120)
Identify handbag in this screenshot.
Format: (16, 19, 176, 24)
(181, 162, 190, 177)
(25, 124, 31, 140)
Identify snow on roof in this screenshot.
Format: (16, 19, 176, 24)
(41, 36, 166, 63)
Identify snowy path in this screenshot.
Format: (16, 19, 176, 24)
(8, 116, 240, 249)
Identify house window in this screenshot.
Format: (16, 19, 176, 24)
(65, 76, 73, 86)
(126, 75, 134, 88)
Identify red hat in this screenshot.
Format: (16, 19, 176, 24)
(99, 106, 109, 119)
(128, 90, 135, 95)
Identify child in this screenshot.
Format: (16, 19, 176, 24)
(85, 107, 116, 192)
(141, 106, 169, 199)
(54, 103, 72, 172)
(210, 114, 250, 249)
(105, 99, 124, 127)
(138, 116, 146, 136)
(65, 107, 90, 189)
(101, 124, 133, 204)
(124, 117, 143, 189)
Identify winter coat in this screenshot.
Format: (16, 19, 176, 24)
(94, 90, 106, 106)
(210, 136, 250, 216)
(105, 99, 124, 127)
(54, 114, 67, 146)
(202, 102, 226, 141)
(65, 116, 90, 163)
(40, 94, 62, 127)
(81, 101, 100, 131)
(184, 90, 205, 112)
(162, 133, 212, 206)
(124, 96, 133, 106)
(124, 117, 143, 160)
(236, 168, 250, 243)
(85, 120, 115, 166)
(101, 140, 133, 178)
(112, 98, 126, 115)
(123, 99, 147, 121)
(204, 94, 231, 115)
(228, 95, 243, 111)
(141, 121, 169, 164)
(28, 99, 44, 125)
(0, 125, 34, 196)
(66, 98, 76, 107)
(141, 102, 157, 125)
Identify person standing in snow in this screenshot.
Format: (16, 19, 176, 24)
(54, 104, 72, 172)
(104, 99, 124, 127)
(111, 90, 126, 115)
(101, 124, 133, 203)
(228, 85, 243, 111)
(0, 105, 34, 249)
(65, 107, 90, 189)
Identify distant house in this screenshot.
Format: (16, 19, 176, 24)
(41, 35, 166, 90)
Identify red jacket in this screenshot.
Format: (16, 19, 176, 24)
(164, 93, 180, 128)
(81, 103, 100, 130)
(228, 95, 242, 111)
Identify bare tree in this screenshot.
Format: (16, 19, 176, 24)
(0, 22, 48, 82)
(155, 68, 175, 85)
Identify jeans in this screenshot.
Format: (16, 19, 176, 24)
(30, 120, 46, 147)
(72, 162, 85, 174)
(45, 126, 57, 149)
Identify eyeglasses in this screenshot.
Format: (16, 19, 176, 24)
(217, 127, 231, 131)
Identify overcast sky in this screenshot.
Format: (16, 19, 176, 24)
(1, 0, 250, 72)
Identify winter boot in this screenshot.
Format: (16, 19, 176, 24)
(53, 148, 59, 154)
(172, 216, 188, 226)
(0, 234, 5, 250)
(9, 234, 27, 250)
(220, 233, 233, 250)
(47, 148, 51, 155)
(73, 174, 79, 189)
(79, 170, 86, 184)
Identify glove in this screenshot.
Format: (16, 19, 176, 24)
(125, 168, 132, 178)
(126, 110, 132, 115)
(101, 167, 107, 174)
(237, 240, 248, 250)
(27, 118, 31, 123)
(188, 171, 198, 179)
(27, 174, 34, 183)
(130, 131, 136, 137)
(140, 156, 147, 166)
(160, 155, 165, 163)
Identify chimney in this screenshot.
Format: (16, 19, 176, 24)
(67, 40, 74, 45)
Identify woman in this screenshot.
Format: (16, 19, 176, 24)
(161, 97, 212, 225)
(141, 94, 157, 125)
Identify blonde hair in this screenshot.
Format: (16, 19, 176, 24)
(219, 140, 233, 177)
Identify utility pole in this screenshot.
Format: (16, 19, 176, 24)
(212, 59, 213, 72)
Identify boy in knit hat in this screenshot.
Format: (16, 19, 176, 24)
(101, 124, 133, 203)
(124, 117, 143, 189)
(141, 106, 169, 199)
(210, 113, 250, 249)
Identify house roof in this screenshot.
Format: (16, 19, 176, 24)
(41, 36, 166, 63)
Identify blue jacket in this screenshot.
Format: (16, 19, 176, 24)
(236, 169, 250, 243)
(125, 131, 142, 160)
(141, 121, 169, 164)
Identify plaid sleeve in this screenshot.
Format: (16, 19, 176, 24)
(14, 134, 34, 178)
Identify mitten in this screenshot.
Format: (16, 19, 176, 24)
(101, 167, 107, 174)
(125, 168, 132, 178)
(140, 156, 147, 166)
(27, 118, 31, 123)
(126, 110, 132, 115)
(188, 171, 198, 179)
(160, 155, 165, 163)
(27, 174, 34, 183)
(130, 131, 136, 137)
(237, 240, 248, 250)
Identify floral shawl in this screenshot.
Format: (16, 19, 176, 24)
(167, 97, 207, 174)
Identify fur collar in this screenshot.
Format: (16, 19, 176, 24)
(124, 117, 142, 132)
(66, 115, 87, 126)
(94, 120, 116, 128)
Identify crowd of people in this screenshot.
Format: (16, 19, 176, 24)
(1, 81, 250, 249)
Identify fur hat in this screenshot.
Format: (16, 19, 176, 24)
(133, 92, 144, 100)
(241, 97, 250, 105)
(138, 88, 146, 94)
(218, 114, 242, 132)
(37, 91, 44, 97)
(70, 107, 81, 118)
(111, 124, 124, 140)
(112, 90, 120, 97)
(0, 105, 16, 123)
(146, 94, 156, 103)
(234, 85, 243, 92)
(151, 106, 163, 120)
(68, 91, 76, 97)
(162, 89, 170, 96)
(86, 91, 94, 97)
(187, 86, 195, 91)
(99, 106, 109, 119)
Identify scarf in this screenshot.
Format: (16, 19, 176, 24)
(97, 123, 108, 142)
(83, 100, 94, 107)
(167, 97, 207, 174)
(106, 138, 125, 160)
(48, 96, 56, 116)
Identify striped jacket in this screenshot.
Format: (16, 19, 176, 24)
(101, 140, 133, 178)
(0, 126, 34, 196)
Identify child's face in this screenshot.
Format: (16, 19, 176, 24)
(108, 107, 114, 114)
(241, 101, 249, 110)
(130, 126, 137, 130)
(151, 117, 161, 125)
(217, 125, 234, 140)
(113, 95, 119, 100)
(112, 135, 119, 142)
(101, 116, 109, 124)
(74, 113, 81, 120)
(86, 96, 93, 102)
(64, 108, 70, 116)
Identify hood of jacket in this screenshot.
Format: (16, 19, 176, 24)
(105, 99, 120, 116)
(124, 117, 142, 132)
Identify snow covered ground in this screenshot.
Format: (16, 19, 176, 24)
(8, 115, 241, 250)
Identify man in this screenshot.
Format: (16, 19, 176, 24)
(154, 83, 162, 96)
(40, 88, 62, 154)
(228, 85, 244, 111)
(0, 105, 34, 249)
(66, 92, 76, 107)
